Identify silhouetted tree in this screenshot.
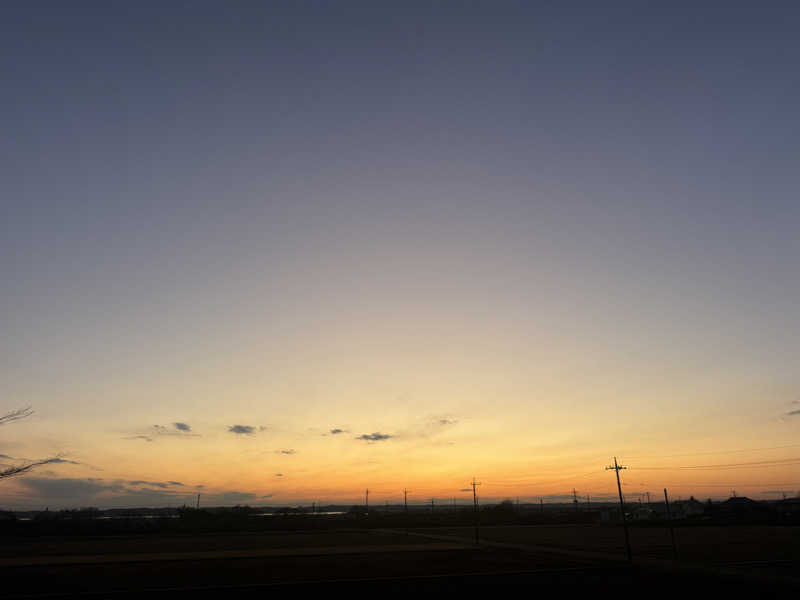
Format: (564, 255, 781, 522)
(1, 407, 59, 480)
(496, 499, 515, 512)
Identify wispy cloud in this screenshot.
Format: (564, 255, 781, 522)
(356, 432, 392, 442)
(228, 425, 256, 435)
(17, 477, 259, 508)
(129, 480, 170, 489)
(329, 428, 346, 435)
(153, 424, 199, 437)
(275, 449, 296, 455)
(127, 480, 185, 489)
(786, 410, 800, 417)
(125, 423, 198, 441)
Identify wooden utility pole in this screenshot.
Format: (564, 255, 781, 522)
(573, 488, 579, 512)
(404, 488, 410, 536)
(471, 477, 481, 544)
(196, 494, 200, 510)
(606, 457, 632, 562)
(664, 488, 678, 560)
(365, 488, 369, 514)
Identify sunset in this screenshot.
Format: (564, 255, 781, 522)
(2, 1, 799, 594)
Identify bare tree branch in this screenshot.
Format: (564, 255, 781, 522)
(0, 407, 34, 426)
(0, 457, 60, 480)
(1, 407, 58, 481)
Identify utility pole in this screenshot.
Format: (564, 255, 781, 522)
(365, 488, 369, 515)
(573, 488, 579, 512)
(471, 477, 481, 544)
(431, 497, 435, 513)
(540, 497, 544, 513)
(664, 488, 678, 560)
(606, 457, 632, 563)
(646, 491, 651, 507)
(587, 494, 591, 508)
(196, 494, 200, 510)
(404, 488, 410, 536)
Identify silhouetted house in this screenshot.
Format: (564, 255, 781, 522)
(670, 496, 705, 519)
(774, 497, 800, 523)
(714, 496, 770, 523)
(632, 507, 657, 521)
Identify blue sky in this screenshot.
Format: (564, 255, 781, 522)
(2, 1, 799, 507)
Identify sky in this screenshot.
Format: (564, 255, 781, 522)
(2, 1, 800, 509)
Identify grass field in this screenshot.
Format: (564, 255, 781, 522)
(1, 529, 442, 560)
(412, 524, 800, 564)
(3, 524, 798, 596)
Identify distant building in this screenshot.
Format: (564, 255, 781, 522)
(670, 496, 705, 519)
(713, 496, 770, 523)
(632, 507, 657, 521)
(775, 497, 800, 523)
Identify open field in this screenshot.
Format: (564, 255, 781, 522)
(1, 528, 606, 596)
(0, 529, 444, 561)
(411, 524, 800, 565)
(2, 525, 799, 596)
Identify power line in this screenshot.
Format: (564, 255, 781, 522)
(484, 469, 606, 488)
(623, 443, 800, 459)
(626, 481, 799, 488)
(633, 457, 800, 471)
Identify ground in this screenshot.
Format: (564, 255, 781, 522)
(2, 524, 798, 596)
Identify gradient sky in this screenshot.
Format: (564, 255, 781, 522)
(2, 1, 800, 509)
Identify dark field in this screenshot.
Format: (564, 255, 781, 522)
(2, 525, 798, 597)
(418, 524, 800, 564)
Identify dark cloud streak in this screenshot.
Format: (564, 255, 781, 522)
(356, 432, 392, 442)
(228, 425, 256, 435)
